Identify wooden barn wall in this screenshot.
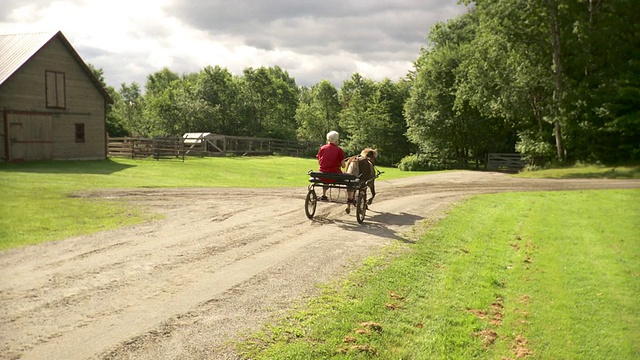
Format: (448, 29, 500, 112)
(0, 36, 106, 161)
(0, 113, 5, 161)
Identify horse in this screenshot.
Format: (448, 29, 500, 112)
(344, 148, 377, 214)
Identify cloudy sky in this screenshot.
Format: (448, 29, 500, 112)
(0, 0, 467, 89)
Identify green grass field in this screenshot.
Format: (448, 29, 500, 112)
(238, 189, 640, 359)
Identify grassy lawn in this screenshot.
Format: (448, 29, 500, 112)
(238, 189, 640, 359)
(0, 156, 426, 250)
(515, 164, 640, 179)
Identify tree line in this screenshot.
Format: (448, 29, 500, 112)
(93, 0, 639, 168)
(94, 65, 414, 166)
(406, 0, 639, 167)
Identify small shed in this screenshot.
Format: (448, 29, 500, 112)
(183, 132, 213, 146)
(182, 133, 277, 156)
(182, 132, 219, 154)
(0, 31, 113, 162)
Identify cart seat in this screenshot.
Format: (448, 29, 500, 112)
(308, 171, 359, 185)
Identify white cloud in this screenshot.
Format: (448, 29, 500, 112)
(0, 0, 468, 89)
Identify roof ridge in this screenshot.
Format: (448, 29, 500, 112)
(0, 30, 57, 36)
(0, 30, 112, 103)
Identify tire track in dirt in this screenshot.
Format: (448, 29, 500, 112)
(1, 196, 314, 359)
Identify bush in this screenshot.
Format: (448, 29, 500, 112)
(397, 154, 449, 171)
(515, 131, 555, 166)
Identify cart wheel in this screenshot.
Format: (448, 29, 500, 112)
(356, 190, 367, 224)
(305, 189, 317, 219)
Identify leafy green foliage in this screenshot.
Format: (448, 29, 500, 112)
(112, 82, 145, 136)
(515, 130, 555, 166)
(296, 80, 342, 147)
(405, 13, 518, 168)
(238, 66, 299, 139)
(195, 65, 239, 135)
(397, 153, 449, 171)
(339, 74, 413, 165)
(404, 0, 640, 166)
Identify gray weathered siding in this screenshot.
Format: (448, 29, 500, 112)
(0, 35, 107, 161)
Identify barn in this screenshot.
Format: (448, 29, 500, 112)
(0, 31, 113, 162)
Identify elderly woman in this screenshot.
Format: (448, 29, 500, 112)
(316, 130, 345, 200)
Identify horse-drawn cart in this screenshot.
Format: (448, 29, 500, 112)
(304, 170, 379, 224)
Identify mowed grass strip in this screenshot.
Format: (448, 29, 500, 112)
(0, 157, 427, 250)
(238, 190, 640, 359)
(515, 164, 640, 179)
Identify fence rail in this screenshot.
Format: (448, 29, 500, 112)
(108, 135, 312, 160)
(108, 137, 186, 161)
(487, 153, 526, 171)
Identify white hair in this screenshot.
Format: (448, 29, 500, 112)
(326, 131, 339, 144)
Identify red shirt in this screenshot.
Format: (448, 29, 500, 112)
(316, 143, 344, 174)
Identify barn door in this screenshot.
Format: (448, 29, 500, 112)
(8, 114, 53, 161)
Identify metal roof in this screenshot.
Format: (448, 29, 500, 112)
(0, 31, 54, 86)
(0, 31, 113, 103)
(183, 132, 213, 144)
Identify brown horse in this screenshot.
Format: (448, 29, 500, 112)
(344, 148, 377, 213)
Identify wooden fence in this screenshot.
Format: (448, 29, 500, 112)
(189, 134, 310, 157)
(108, 137, 186, 161)
(486, 153, 526, 171)
(108, 135, 313, 160)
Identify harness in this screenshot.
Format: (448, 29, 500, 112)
(347, 155, 374, 179)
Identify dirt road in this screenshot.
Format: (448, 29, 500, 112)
(1, 171, 638, 359)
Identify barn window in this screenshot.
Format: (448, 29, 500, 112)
(75, 123, 85, 143)
(45, 71, 66, 109)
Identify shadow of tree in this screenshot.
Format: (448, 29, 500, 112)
(0, 159, 136, 175)
(561, 168, 640, 179)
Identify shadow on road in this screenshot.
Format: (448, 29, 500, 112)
(311, 209, 423, 243)
(365, 210, 423, 226)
